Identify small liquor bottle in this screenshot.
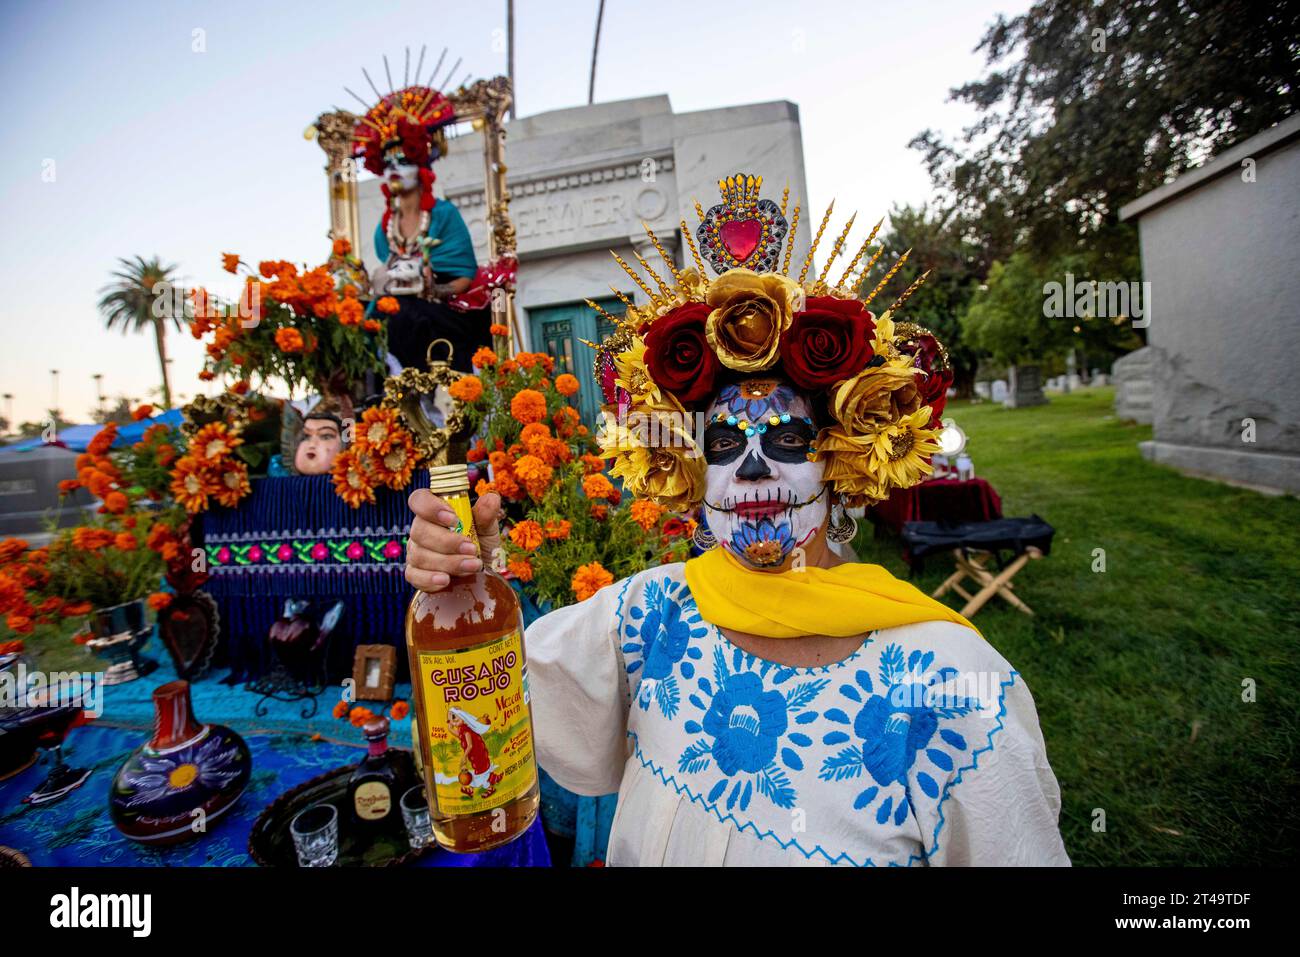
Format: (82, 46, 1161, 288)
(348, 717, 408, 827)
(406, 464, 540, 852)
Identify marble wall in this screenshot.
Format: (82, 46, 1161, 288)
(358, 95, 812, 329)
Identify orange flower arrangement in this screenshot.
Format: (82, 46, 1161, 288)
(571, 562, 614, 602)
(472, 347, 498, 368)
(582, 473, 619, 504)
(555, 373, 580, 397)
(512, 455, 554, 501)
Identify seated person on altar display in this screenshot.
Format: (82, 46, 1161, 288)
(351, 83, 491, 375)
(405, 175, 1070, 866)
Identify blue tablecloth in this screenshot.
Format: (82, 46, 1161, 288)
(0, 723, 549, 867)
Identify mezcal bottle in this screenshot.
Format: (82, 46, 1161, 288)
(405, 464, 540, 852)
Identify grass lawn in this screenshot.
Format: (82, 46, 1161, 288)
(852, 386, 1300, 866)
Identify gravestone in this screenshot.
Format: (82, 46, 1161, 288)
(1004, 365, 1046, 408)
(989, 380, 1008, 403)
(0, 445, 96, 542)
(1112, 346, 1154, 424)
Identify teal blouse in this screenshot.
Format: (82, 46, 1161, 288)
(374, 200, 478, 280)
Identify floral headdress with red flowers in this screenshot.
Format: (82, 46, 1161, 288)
(347, 47, 464, 214)
(591, 173, 952, 510)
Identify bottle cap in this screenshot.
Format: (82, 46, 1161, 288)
(427, 464, 470, 496)
(362, 717, 390, 741)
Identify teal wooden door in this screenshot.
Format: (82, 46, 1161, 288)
(527, 298, 621, 427)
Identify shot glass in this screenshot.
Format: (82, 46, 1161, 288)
(290, 803, 339, 867)
(400, 785, 433, 849)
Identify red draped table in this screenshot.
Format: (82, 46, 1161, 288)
(869, 477, 1003, 536)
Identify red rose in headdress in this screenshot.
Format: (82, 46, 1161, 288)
(901, 332, 953, 419)
(643, 302, 720, 405)
(780, 296, 875, 390)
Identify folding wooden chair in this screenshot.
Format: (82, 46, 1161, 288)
(900, 516, 1054, 620)
(932, 546, 1044, 618)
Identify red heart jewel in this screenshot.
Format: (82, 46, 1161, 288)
(719, 219, 762, 263)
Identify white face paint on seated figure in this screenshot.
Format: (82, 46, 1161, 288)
(384, 156, 421, 195)
(702, 377, 829, 570)
(294, 416, 345, 475)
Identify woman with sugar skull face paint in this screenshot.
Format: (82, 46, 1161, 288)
(405, 174, 1068, 866)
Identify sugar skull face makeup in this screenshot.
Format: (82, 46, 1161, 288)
(702, 378, 829, 569)
(383, 153, 421, 195)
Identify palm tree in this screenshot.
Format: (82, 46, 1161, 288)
(97, 256, 186, 408)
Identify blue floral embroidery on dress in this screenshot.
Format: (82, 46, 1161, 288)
(819, 643, 982, 827)
(621, 577, 707, 719)
(678, 645, 826, 812)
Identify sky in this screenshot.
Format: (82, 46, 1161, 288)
(0, 0, 1029, 428)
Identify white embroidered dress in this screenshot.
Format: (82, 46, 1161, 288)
(524, 563, 1070, 866)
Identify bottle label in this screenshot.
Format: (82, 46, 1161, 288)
(444, 491, 479, 556)
(354, 781, 392, 820)
(416, 630, 536, 817)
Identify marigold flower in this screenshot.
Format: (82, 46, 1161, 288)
(363, 319, 382, 333)
(489, 324, 509, 337)
(389, 700, 410, 721)
(5, 614, 33, 635)
(630, 500, 665, 531)
(509, 520, 545, 551)
(0, 539, 27, 564)
(132, 404, 154, 421)
(590, 503, 609, 520)
(571, 561, 614, 602)
(332, 237, 352, 256)
(349, 706, 376, 727)
(103, 491, 129, 514)
(61, 600, 93, 617)
(332, 700, 349, 719)
(449, 375, 483, 403)
(275, 327, 306, 353)
(510, 389, 547, 425)
(87, 423, 118, 456)
(376, 296, 400, 314)
(544, 520, 571, 541)
(555, 373, 580, 397)
(472, 347, 498, 369)
(493, 471, 522, 500)
(512, 454, 553, 500)
(222, 253, 240, 274)
(337, 298, 364, 327)
(507, 558, 534, 582)
(582, 473, 617, 503)
(147, 592, 173, 612)
(114, 532, 138, 551)
(580, 453, 607, 475)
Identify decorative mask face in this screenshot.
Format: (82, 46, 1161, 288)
(702, 378, 829, 569)
(383, 153, 420, 195)
(294, 416, 344, 475)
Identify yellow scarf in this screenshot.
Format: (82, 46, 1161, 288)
(683, 548, 979, 639)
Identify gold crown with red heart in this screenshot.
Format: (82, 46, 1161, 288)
(584, 172, 953, 511)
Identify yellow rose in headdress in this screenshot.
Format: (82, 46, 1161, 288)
(827, 358, 922, 434)
(810, 427, 895, 504)
(704, 269, 802, 372)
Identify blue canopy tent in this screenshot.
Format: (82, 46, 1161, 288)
(0, 409, 185, 455)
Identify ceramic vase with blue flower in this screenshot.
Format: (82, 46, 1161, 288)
(110, 680, 252, 844)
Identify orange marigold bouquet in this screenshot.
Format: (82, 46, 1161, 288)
(455, 355, 691, 608)
(194, 248, 385, 398)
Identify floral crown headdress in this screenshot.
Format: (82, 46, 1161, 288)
(345, 47, 465, 210)
(590, 173, 953, 511)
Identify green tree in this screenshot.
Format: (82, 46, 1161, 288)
(912, 0, 1300, 266)
(97, 256, 187, 408)
(858, 203, 989, 395)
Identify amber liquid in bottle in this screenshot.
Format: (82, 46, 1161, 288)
(405, 466, 540, 853)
